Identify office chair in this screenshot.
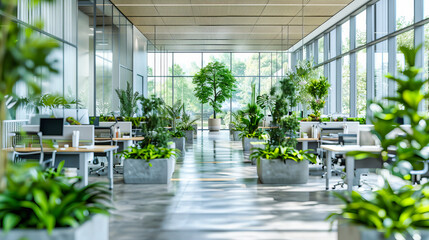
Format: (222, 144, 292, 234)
(12, 132, 56, 168)
(90, 126, 118, 175)
(332, 133, 359, 189)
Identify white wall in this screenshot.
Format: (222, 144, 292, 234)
(133, 26, 148, 97)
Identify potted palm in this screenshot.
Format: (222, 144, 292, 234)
(115, 82, 140, 117)
(327, 46, 429, 240)
(165, 101, 186, 152)
(239, 84, 266, 151)
(0, 162, 111, 240)
(179, 111, 198, 144)
(193, 61, 237, 131)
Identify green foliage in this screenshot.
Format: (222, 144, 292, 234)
(139, 127, 171, 148)
(256, 93, 275, 117)
(124, 117, 146, 128)
(306, 76, 330, 117)
(66, 117, 80, 125)
(119, 144, 178, 165)
(170, 130, 185, 138)
(193, 61, 237, 118)
(250, 145, 316, 164)
(0, 161, 111, 233)
(139, 95, 167, 133)
(327, 169, 429, 239)
(165, 100, 184, 131)
(9, 94, 80, 116)
(240, 130, 268, 140)
(178, 110, 198, 131)
(238, 84, 264, 135)
(115, 82, 140, 118)
(269, 114, 300, 147)
(354, 45, 429, 170)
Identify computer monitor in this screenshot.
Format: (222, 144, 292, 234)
(39, 118, 64, 136)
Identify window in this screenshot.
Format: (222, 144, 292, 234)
(318, 37, 324, 63)
(396, 0, 414, 30)
(342, 55, 350, 115)
(374, 41, 389, 102)
(341, 21, 350, 53)
(356, 49, 367, 117)
(203, 53, 230, 68)
(356, 10, 366, 47)
(173, 53, 201, 76)
(329, 29, 336, 59)
(232, 53, 258, 76)
(396, 30, 414, 73)
(374, 0, 388, 39)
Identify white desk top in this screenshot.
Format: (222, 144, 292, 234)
(321, 145, 382, 152)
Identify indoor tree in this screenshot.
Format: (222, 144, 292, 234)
(192, 61, 237, 119)
(306, 76, 330, 118)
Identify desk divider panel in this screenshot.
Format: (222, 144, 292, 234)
(21, 125, 94, 146)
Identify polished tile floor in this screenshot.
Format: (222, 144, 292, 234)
(102, 131, 344, 240)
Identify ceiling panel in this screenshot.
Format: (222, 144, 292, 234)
(112, 0, 354, 52)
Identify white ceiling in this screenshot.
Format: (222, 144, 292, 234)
(111, 0, 354, 52)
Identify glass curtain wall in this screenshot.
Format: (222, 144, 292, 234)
(148, 52, 290, 129)
(292, 0, 425, 118)
(78, 0, 134, 116)
(13, 0, 77, 119)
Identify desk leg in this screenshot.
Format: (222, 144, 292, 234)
(346, 156, 354, 192)
(326, 150, 331, 190)
(302, 141, 308, 151)
(78, 153, 88, 187)
(107, 150, 114, 190)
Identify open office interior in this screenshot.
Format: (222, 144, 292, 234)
(2, 0, 429, 240)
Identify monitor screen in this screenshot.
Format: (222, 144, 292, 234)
(40, 118, 64, 136)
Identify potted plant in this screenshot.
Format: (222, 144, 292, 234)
(193, 61, 237, 131)
(250, 145, 316, 184)
(115, 82, 140, 118)
(239, 84, 266, 151)
(120, 143, 178, 184)
(306, 76, 330, 119)
(0, 162, 111, 240)
(327, 46, 429, 239)
(165, 101, 187, 152)
(179, 111, 198, 144)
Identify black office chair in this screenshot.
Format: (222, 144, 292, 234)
(12, 132, 56, 168)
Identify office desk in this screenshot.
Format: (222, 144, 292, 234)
(12, 145, 118, 190)
(297, 138, 318, 150)
(321, 145, 382, 192)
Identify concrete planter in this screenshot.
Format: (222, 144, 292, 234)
(233, 131, 242, 141)
(172, 137, 185, 153)
(257, 158, 309, 184)
(123, 156, 175, 184)
(208, 118, 221, 132)
(250, 143, 266, 165)
(0, 214, 108, 240)
(192, 124, 198, 138)
(338, 222, 429, 240)
(242, 137, 264, 151)
(185, 130, 193, 144)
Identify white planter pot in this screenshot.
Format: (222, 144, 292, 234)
(242, 137, 264, 151)
(0, 214, 108, 240)
(208, 118, 221, 131)
(257, 158, 309, 184)
(233, 131, 242, 141)
(172, 137, 185, 153)
(185, 130, 193, 144)
(338, 222, 429, 240)
(123, 156, 175, 184)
